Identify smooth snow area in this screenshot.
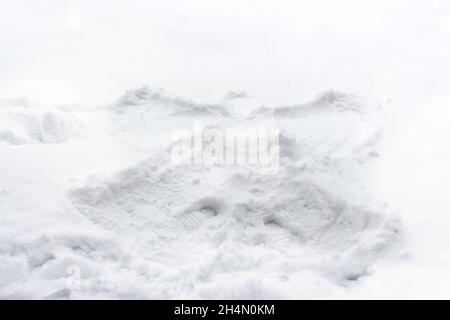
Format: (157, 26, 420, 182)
(1, 0, 450, 299)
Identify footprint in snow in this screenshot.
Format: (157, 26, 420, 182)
(177, 207, 217, 230)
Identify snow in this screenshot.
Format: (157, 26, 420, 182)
(0, 89, 402, 299)
(1, 0, 450, 299)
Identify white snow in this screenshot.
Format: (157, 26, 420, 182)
(1, 0, 450, 299)
(0, 89, 402, 299)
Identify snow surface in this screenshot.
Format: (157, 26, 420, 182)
(1, 0, 450, 299)
(0, 88, 402, 299)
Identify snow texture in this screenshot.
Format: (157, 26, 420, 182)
(0, 89, 404, 299)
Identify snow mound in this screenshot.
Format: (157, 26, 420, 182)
(114, 87, 229, 117)
(272, 91, 364, 117)
(0, 102, 75, 145)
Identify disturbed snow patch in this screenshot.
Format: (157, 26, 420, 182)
(0, 100, 78, 145)
(0, 88, 402, 298)
(64, 88, 401, 297)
